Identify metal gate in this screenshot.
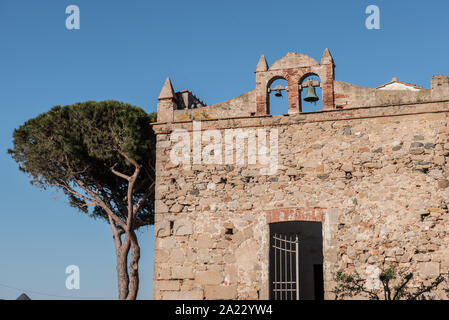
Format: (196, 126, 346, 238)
(270, 233, 299, 300)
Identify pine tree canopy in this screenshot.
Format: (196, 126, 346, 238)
(8, 100, 157, 228)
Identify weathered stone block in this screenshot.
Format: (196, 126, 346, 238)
(170, 248, 186, 263)
(411, 142, 424, 148)
(235, 239, 259, 270)
(415, 253, 431, 262)
(170, 203, 184, 213)
(155, 200, 169, 213)
(363, 162, 383, 169)
(433, 155, 445, 165)
(427, 207, 446, 214)
(196, 234, 214, 249)
(410, 148, 425, 155)
(161, 290, 204, 300)
(157, 280, 181, 291)
(172, 265, 194, 279)
(224, 265, 238, 285)
(195, 270, 223, 285)
(174, 220, 193, 235)
(438, 180, 449, 189)
(157, 237, 178, 249)
(341, 163, 354, 172)
(204, 285, 237, 300)
(418, 262, 440, 278)
(154, 264, 171, 280)
(327, 208, 339, 224)
(155, 221, 171, 238)
(154, 249, 170, 263)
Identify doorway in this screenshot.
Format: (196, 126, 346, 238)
(269, 221, 324, 300)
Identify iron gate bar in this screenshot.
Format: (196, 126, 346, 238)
(271, 233, 300, 300)
(295, 235, 299, 300)
(284, 234, 287, 300)
(289, 235, 292, 300)
(274, 233, 277, 300)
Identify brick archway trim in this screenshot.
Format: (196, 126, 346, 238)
(265, 207, 326, 224)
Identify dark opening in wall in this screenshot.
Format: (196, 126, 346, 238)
(313, 264, 324, 300)
(269, 221, 323, 300)
(169, 221, 174, 234)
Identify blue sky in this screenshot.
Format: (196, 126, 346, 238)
(0, 0, 448, 299)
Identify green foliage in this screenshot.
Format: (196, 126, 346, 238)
(333, 271, 380, 300)
(8, 100, 157, 226)
(333, 266, 448, 300)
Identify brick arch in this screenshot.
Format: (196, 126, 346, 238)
(267, 75, 288, 88)
(267, 76, 290, 115)
(299, 72, 323, 111)
(299, 71, 322, 85)
(265, 207, 326, 224)
(257, 70, 301, 115)
(255, 55, 335, 115)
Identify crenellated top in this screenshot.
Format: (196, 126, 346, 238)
(254, 49, 336, 115)
(156, 77, 207, 122)
(267, 52, 320, 71)
(155, 49, 449, 123)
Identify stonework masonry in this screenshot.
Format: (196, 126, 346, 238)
(152, 49, 449, 300)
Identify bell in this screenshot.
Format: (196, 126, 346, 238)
(304, 83, 319, 103)
(271, 85, 285, 98)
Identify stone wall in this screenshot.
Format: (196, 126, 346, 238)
(152, 100, 449, 300)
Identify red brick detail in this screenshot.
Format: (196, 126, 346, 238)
(265, 207, 326, 224)
(287, 82, 300, 113)
(321, 64, 335, 111)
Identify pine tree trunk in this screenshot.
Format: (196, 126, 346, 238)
(116, 238, 131, 300)
(114, 232, 141, 300)
(127, 231, 141, 300)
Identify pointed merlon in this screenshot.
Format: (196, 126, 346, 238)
(158, 77, 175, 100)
(321, 48, 334, 65)
(255, 54, 269, 72)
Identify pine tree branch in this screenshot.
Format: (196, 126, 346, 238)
(73, 177, 126, 230)
(133, 181, 155, 216)
(110, 163, 131, 181)
(53, 180, 96, 206)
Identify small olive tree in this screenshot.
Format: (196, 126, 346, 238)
(8, 100, 157, 300)
(333, 267, 448, 300)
